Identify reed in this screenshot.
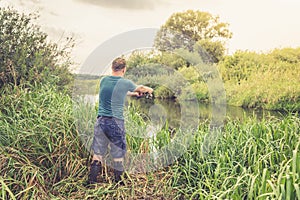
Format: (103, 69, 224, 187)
(0, 84, 299, 199)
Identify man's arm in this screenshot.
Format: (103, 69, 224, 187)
(127, 91, 140, 96)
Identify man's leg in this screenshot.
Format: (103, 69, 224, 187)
(88, 154, 103, 184)
(113, 157, 124, 183)
(88, 118, 108, 184)
(108, 118, 126, 184)
(110, 135, 126, 184)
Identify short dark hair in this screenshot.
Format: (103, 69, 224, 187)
(112, 57, 126, 72)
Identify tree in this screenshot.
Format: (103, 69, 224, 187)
(154, 10, 232, 63)
(0, 7, 74, 90)
(195, 39, 226, 63)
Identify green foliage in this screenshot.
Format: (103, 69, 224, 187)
(126, 63, 173, 82)
(155, 85, 176, 99)
(73, 78, 100, 95)
(173, 114, 300, 199)
(174, 48, 203, 66)
(191, 82, 209, 101)
(126, 52, 189, 99)
(1, 84, 299, 198)
(178, 66, 200, 83)
(195, 39, 226, 63)
(126, 51, 157, 70)
(154, 10, 231, 63)
(72, 74, 101, 95)
(126, 51, 187, 71)
(218, 50, 264, 82)
(156, 52, 188, 70)
(271, 47, 300, 64)
(0, 6, 299, 199)
(0, 84, 88, 199)
(125, 46, 299, 110)
(219, 48, 300, 111)
(0, 7, 74, 91)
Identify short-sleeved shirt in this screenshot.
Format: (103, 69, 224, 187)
(97, 76, 136, 120)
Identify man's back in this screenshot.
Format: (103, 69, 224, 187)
(98, 76, 136, 120)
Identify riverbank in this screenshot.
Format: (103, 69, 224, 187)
(122, 48, 300, 112)
(0, 84, 299, 199)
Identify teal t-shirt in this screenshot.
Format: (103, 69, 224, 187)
(97, 76, 137, 120)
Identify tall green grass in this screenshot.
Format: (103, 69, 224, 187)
(0, 84, 88, 199)
(0, 84, 299, 199)
(171, 113, 300, 199)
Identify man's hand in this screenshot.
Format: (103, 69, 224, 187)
(134, 85, 153, 94)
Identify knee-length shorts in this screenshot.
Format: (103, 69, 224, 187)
(91, 116, 126, 159)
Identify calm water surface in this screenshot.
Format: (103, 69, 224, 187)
(83, 94, 284, 127)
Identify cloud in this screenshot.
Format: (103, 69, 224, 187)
(74, 0, 164, 10)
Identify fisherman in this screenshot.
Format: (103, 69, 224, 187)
(87, 57, 153, 185)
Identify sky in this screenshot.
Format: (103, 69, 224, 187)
(1, 0, 300, 71)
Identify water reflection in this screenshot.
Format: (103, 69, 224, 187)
(127, 98, 283, 126)
(81, 94, 284, 127)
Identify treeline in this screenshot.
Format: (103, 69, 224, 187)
(123, 9, 299, 111)
(125, 48, 300, 111)
(1, 6, 299, 112)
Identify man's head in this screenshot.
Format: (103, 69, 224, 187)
(112, 57, 126, 73)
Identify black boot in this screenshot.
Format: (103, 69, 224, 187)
(113, 161, 124, 185)
(87, 160, 102, 184)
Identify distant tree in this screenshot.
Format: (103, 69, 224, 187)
(0, 7, 74, 90)
(154, 10, 232, 63)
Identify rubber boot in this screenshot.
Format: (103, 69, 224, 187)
(87, 160, 102, 184)
(113, 161, 124, 185)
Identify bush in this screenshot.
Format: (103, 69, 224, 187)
(154, 85, 176, 99)
(218, 51, 265, 83)
(0, 7, 74, 91)
(222, 48, 300, 111)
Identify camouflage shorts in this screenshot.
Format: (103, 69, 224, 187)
(91, 116, 126, 158)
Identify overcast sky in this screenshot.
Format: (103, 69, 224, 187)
(1, 0, 300, 70)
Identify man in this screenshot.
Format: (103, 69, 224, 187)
(88, 57, 153, 185)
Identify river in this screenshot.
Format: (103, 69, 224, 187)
(83, 94, 284, 126)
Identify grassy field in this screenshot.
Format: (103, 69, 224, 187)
(0, 84, 299, 199)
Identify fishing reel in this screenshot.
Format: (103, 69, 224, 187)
(137, 92, 153, 100)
